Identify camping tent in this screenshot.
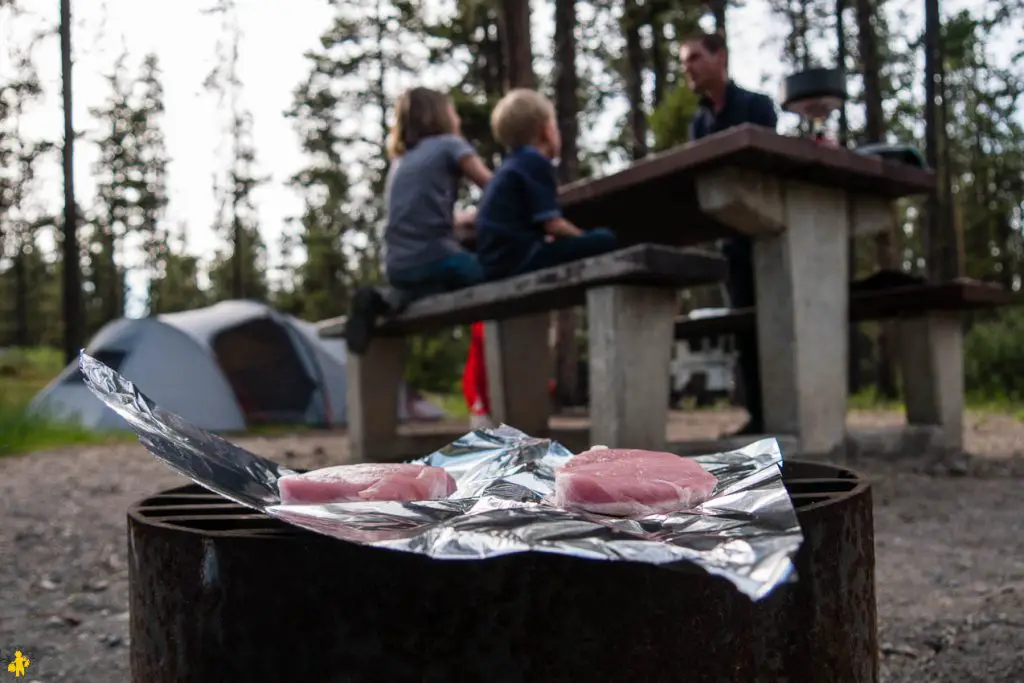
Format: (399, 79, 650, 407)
(29, 300, 445, 432)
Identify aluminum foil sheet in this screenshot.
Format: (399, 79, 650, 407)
(81, 352, 804, 601)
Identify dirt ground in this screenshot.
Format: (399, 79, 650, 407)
(1, 408, 1022, 682)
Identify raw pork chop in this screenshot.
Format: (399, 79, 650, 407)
(278, 463, 457, 505)
(553, 446, 718, 516)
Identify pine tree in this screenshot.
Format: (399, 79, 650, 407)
(60, 0, 83, 362)
(331, 1, 434, 252)
(0, 30, 53, 347)
(283, 44, 360, 319)
(622, 0, 649, 160)
(421, 1, 506, 165)
(283, 0, 436, 316)
(86, 50, 172, 326)
(0, 39, 43, 250)
(147, 224, 210, 314)
(87, 49, 134, 332)
(623, 0, 707, 155)
(203, 0, 268, 302)
(133, 53, 172, 298)
(940, 9, 1024, 287)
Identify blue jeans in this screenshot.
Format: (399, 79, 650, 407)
(510, 228, 618, 276)
(388, 252, 484, 300)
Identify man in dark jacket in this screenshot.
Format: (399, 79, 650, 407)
(681, 31, 778, 435)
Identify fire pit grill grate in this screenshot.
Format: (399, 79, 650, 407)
(131, 460, 861, 537)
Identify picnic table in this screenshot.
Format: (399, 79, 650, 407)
(559, 124, 935, 456)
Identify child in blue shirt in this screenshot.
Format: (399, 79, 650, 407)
(475, 89, 616, 280)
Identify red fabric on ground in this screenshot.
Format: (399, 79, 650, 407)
(462, 321, 490, 416)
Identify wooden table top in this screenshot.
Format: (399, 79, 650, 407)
(559, 125, 936, 247)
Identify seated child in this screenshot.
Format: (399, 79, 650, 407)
(345, 87, 493, 354)
(475, 89, 617, 280)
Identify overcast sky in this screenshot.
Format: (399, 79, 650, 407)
(1, 0, 1017, 316)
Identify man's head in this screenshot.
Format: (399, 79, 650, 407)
(680, 31, 729, 95)
(491, 88, 561, 158)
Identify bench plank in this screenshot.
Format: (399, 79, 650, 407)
(674, 280, 1016, 340)
(319, 244, 727, 338)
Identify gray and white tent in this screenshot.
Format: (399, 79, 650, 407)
(29, 300, 445, 432)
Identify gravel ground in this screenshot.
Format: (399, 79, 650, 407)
(1, 409, 1023, 682)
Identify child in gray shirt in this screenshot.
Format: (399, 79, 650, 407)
(346, 87, 492, 354)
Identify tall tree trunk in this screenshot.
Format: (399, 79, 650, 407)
(553, 0, 579, 182)
(376, 0, 389, 177)
(230, 26, 244, 300)
(968, 127, 987, 276)
(855, 0, 897, 399)
(481, 10, 507, 97)
(101, 154, 120, 323)
(61, 0, 83, 363)
(498, 0, 534, 90)
(649, 10, 668, 107)
(13, 245, 29, 347)
(232, 214, 243, 299)
(855, 0, 883, 142)
(553, 0, 581, 406)
(997, 213, 1014, 289)
(837, 0, 860, 392)
(102, 229, 120, 323)
(710, 0, 727, 38)
(937, 44, 958, 279)
(374, 0, 390, 268)
(835, 0, 849, 146)
(923, 0, 942, 280)
(951, 191, 964, 277)
(623, 0, 648, 160)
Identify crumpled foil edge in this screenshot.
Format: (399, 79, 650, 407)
(79, 351, 804, 601)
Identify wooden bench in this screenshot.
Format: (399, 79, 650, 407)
(318, 244, 728, 461)
(673, 279, 1016, 450)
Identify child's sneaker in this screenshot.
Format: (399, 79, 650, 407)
(345, 286, 389, 355)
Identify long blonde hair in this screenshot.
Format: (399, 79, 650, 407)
(387, 87, 455, 159)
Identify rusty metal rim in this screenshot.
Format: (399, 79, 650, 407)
(790, 481, 871, 513)
(782, 460, 870, 514)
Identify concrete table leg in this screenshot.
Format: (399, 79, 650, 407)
(587, 285, 677, 450)
(898, 313, 965, 451)
(484, 314, 552, 436)
(346, 336, 405, 462)
(698, 169, 851, 455)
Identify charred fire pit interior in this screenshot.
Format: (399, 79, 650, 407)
(127, 459, 876, 683)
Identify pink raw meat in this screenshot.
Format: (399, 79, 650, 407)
(278, 463, 457, 505)
(553, 446, 718, 516)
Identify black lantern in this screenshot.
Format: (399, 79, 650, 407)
(780, 67, 848, 141)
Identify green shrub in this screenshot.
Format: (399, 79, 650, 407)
(648, 84, 701, 151)
(0, 346, 130, 456)
(404, 328, 471, 396)
(964, 307, 1024, 403)
(0, 407, 129, 456)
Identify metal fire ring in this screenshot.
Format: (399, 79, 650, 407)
(127, 459, 876, 683)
